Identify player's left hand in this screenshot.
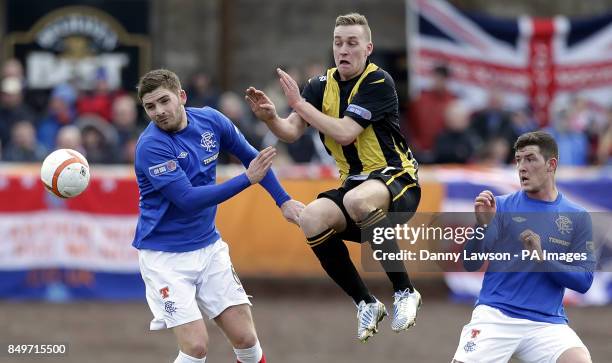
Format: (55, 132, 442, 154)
(281, 199, 305, 226)
(277, 68, 304, 109)
(520, 229, 543, 262)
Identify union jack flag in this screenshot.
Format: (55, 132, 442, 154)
(409, 0, 612, 125)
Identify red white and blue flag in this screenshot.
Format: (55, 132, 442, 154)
(409, 0, 612, 125)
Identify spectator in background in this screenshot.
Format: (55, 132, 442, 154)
(121, 134, 139, 164)
(476, 137, 511, 167)
(546, 108, 588, 166)
(2, 58, 46, 114)
(0, 77, 36, 151)
(304, 61, 326, 80)
(77, 115, 120, 164)
(595, 108, 612, 165)
(38, 83, 77, 150)
(55, 125, 84, 153)
(110, 94, 141, 149)
(76, 67, 118, 122)
(218, 91, 265, 164)
(3, 120, 46, 162)
(434, 100, 479, 164)
(219, 91, 263, 148)
(511, 106, 538, 137)
(407, 63, 456, 163)
(286, 127, 318, 163)
(470, 89, 517, 148)
(1, 58, 24, 81)
(185, 71, 220, 108)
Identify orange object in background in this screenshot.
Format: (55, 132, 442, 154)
(217, 179, 445, 278)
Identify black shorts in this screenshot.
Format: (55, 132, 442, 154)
(317, 167, 421, 243)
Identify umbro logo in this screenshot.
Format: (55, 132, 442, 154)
(512, 216, 527, 223)
(178, 151, 188, 158)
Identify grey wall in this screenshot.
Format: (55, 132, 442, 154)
(6, 0, 610, 92)
(451, 0, 612, 17)
(149, 0, 220, 82)
(149, 0, 612, 93)
(148, 0, 407, 92)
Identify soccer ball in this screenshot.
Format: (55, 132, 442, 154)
(40, 149, 90, 198)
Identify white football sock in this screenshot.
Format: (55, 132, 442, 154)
(233, 341, 263, 363)
(174, 350, 206, 363)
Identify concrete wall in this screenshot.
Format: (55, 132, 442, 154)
(149, 0, 220, 81)
(4, 0, 612, 92)
(150, 0, 612, 93)
(227, 0, 407, 93)
(451, 0, 612, 17)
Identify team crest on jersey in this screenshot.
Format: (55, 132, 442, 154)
(164, 301, 177, 315)
(470, 329, 481, 339)
(200, 131, 216, 152)
(464, 341, 477, 353)
(586, 241, 595, 252)
(148, 160, 177, 177)
(555, 215, 573, 235)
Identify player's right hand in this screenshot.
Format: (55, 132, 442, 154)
(245, 87, 277, 123)
(474, 190, 496, 226)
(246, 146, 276, 184)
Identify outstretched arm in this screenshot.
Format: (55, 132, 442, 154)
(216, 109, 304, 224)
(245, 87, 307, 143)
(159, 147, 276, 213)
(276, 68, 364, 146)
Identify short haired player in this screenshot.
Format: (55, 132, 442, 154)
(452, 131, 595, 363)
(133, 69, 304, 363)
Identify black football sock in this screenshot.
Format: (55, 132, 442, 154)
(307, 228, 374, 304)
(357, 209, 414, 293)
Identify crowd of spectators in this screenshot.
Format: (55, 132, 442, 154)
(1, 58, 610, 167)
(405, 64, 612, 166)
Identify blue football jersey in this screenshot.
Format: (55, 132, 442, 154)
(132, 107, 285, 252)
(473, 190, 594, 324)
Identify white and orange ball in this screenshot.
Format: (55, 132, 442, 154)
(40, 149, 90, 198)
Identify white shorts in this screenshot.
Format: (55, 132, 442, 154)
(453, 305, 589, 363)
(138, 239, 251, 330)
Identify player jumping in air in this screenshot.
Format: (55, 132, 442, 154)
(246, 13, 421, 342)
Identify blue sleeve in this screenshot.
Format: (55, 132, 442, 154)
(136, 135, 252, 212)
(135, 137, 185, 190)
(159, 174, 251, 213)
(545, 212, 595, 294)
(213, 109, 291, 207)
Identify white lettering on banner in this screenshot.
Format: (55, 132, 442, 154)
(0, 211, 138, 272)
(26, 52, 128, 89)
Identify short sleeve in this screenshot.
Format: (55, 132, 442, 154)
(345, 71, 398, 129)
(301, 76, 324, 110)
(135, 138, 187, 190)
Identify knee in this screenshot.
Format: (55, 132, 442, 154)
(181, 341, 208, 359)
(232, 332, 258, 349)
(299, 204, 329, 236)
(343, 191, 372, 221)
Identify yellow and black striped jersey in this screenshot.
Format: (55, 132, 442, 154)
(301, 62, 418, 181)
